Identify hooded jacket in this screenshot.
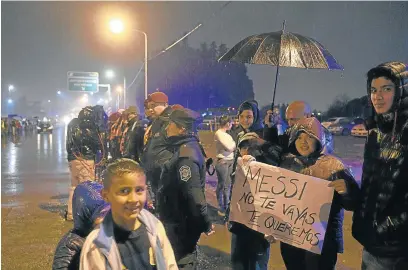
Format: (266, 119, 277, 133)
(352, 62, 408, 257)
(66, 117, 101, 162)
(224, 101, 282, 254)
(229, 100, 264, 142)
(280, 117, 359, 253)
(53, 181, 110, 270)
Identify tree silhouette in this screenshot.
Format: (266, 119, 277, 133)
(148, 41, 254, 110)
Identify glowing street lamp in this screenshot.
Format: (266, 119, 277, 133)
(57, 90, 62, 95)
(109, 19, 124, 34)
(108, 18, 148, 100)
(81, 94, 89, 104)
(8, 99, 13, 104)
(8, 85, 14, 92)
(106, 70, 115, 79)
(48, 100, 51, 103)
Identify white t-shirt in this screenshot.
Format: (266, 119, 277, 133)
(214, 129, 236, 160)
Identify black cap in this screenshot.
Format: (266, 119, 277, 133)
(169, 108, 200, 132)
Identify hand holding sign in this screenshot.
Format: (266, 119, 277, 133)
(328, 179, 347, 194)
(229, 158, 334, 254)
(205, 224, 216, 236)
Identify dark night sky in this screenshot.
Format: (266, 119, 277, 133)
(2, 1, 407, 112)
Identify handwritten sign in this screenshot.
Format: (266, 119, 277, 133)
(229, 159, 334, 254)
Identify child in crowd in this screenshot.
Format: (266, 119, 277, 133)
(229, 132, 281, 270)
(53, 180, 110, 270)
(80, 158, 177, 270)
(279, 117, 359, 270)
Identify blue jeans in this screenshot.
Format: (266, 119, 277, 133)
(215, 159, 233, 212)
(231, 231, 270, 270)
(362, 249, 408, 270)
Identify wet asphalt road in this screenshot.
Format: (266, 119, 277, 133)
(1, 128, 365, 269)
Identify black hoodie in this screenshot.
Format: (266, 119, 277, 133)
(352, 62, 408, 258)
(229, 100, 264, 142)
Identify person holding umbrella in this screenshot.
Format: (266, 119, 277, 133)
(226, 99, 282, 270)
(264, 100, 334, 154)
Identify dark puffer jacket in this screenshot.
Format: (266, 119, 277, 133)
(280, 117, 359, 253)
(66, 117, 101, 162)
(52, 231, 84, 270)
(52, 181, 110, 270)
(352, 62, 408, 258)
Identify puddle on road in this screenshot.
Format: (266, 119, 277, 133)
(1, 201, 26, 208)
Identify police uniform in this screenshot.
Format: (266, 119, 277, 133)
(156, 108, 212, 269)
(141, 93, 174, 209)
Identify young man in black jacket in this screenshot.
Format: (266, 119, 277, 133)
(352, 62, 408, 269)
(226, 100, 281, 270)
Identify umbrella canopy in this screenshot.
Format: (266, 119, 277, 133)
(218, 22, 343, 108)
(219, 31, 343, 70)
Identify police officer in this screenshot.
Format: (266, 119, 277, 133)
(157, 108, 214, 269)
(141, 92, 174, 209)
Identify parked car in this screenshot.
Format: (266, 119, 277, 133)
(328, 118, 365, 136)
(321, 117, 350, 129)
(351, 123, 368, 137)
(197, 122, 211, 131)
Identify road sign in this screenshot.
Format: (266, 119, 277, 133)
(67, 71, 99, 92)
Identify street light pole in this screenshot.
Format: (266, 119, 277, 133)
(133, 30, 148, 100)
(123, 76, 127, 108)
(109, 20, 148, 100)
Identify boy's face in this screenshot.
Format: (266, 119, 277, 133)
(102, 173, 147, 228)
(295, 132, 318, 157)
(370, 76, 396, 114)
(239, 110, 254, 130)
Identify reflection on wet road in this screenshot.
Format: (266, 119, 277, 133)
(2, 126, 74, 269)
(1, 127, 68, 199)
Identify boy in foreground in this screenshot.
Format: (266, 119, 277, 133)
(80, 158, 177, 270)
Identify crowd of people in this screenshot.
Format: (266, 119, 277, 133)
(53, 61, 408, 270)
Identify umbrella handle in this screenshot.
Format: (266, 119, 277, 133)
(271, 64, 280, 110)
(271, 20, 286, 110)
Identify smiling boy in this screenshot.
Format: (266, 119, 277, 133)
(80, 158, 177, 270)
